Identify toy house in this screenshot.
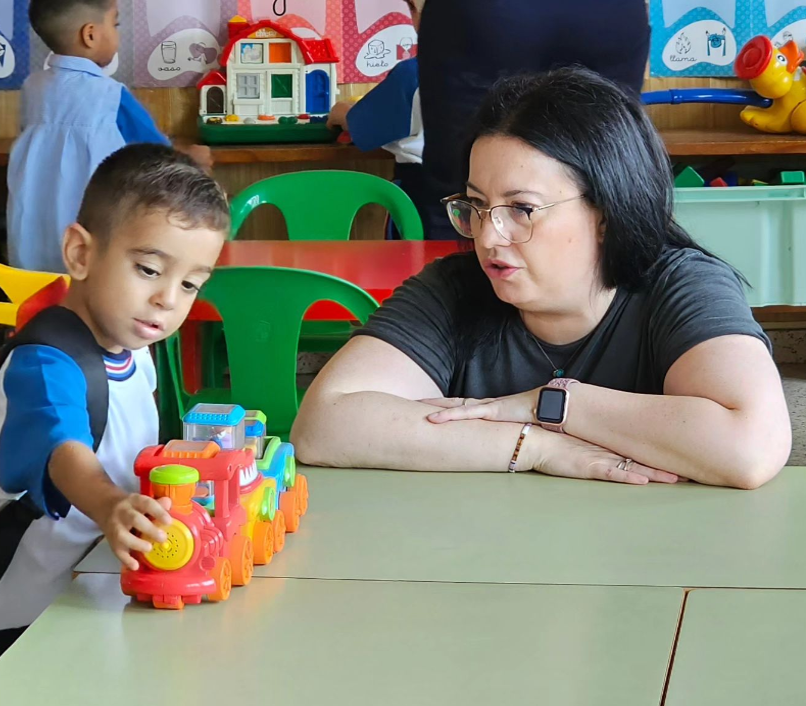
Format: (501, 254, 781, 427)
(198, 15, 339, 140)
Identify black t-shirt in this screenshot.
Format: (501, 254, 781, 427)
(355, 249, 771, 397)
(417, 0, 651, 239)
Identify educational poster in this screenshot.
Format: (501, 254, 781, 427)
(650, 0, 806, 76)
(756, 1, 806, 50)
(649, 0, 750, 76)
(0, 0, 417, 90)
(131, 0, 238, 87)
(341, 0, 417, 82)
(0, 0, 31, 90)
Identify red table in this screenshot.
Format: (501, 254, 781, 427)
(183, 240, 461, 390)
(190, 240, 460, 322)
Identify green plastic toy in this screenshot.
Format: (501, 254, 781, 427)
(229, 170, 424, 241)
(673, 165, 705, 188)
(777, 171, 806, 185)
(166, 267, 379, 438)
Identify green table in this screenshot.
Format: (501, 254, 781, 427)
(77, 467, 806, 588)
(0, 574, 682, 706)
(666, 589, 806, 706)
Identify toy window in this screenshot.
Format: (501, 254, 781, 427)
(269, 42, 292, 63)
(240, 42, 264, 64)
(237, 73, 261, 99)
(271, 73, 293, 98)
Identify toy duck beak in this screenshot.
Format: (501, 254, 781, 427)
(780, 40, 804, 73)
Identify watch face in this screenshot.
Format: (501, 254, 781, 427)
(537, 388, 566, 424)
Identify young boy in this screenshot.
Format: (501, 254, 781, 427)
(0, 144, 229, 655)
(327, 0, 425, 234)
(8, 0, 212, 273)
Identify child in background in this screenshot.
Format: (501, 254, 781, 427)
(0, 144, 229, 655)
(327, 0, 425, 233)
(7, 0, 213, 273)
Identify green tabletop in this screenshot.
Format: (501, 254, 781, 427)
(0, 574, 682, 706)
(666, 589, 806, 705)
(77, 467, 806, 587)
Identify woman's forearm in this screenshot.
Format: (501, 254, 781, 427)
(565, 384, 790, 488)
(292, 390, 530, 472)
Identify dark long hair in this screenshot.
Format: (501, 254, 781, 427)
(463, 66, 709, 291)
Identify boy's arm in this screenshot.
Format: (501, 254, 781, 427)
(337, 59, 419, 151)
(116, 86, 171, 146)
(0, 346, 171, 570)
(117, 87, 213, 171)
(49, 442, 172, 570)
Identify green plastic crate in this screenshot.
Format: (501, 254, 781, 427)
(674, 185, 806, 306)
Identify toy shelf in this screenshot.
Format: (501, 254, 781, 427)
(5, 130, 806, 166)
(210, 142, 392, 164)
(0, 138, 391, 167)
(661, 127, 806, 156)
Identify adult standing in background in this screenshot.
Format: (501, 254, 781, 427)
(417, 0, 651, 239)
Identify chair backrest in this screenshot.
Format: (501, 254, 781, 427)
(0, 264, 66, 327)
(154, 333, 188, 442)
(229, 170, 424, 241)
(200, 266, 379, 435)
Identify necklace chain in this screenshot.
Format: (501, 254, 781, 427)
(534, 337, 587, 379)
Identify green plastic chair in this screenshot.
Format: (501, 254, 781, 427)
(154, 333, 189, 442)
(229, 170, 424, 240)
(180, 266, 379, 438)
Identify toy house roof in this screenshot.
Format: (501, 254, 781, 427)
(219, 19, 339, 67)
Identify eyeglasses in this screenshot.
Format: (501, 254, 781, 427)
(440, 194, 585, 243)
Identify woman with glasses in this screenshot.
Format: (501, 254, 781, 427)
(291, 67, 791, 489)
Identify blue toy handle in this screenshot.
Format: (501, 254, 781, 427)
(641, 88, 772, 108)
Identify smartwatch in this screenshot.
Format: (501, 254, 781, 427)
(534, 378, 578, 433)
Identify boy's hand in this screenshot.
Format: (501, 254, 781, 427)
(98, 494, 173, 571)
(327, 101, 351, 130)
(184, 144, 214, 172)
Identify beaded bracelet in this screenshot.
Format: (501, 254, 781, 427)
(508, 423, 533, 472)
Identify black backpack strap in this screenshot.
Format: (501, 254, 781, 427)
(0, 307, 108, 581)
(0, 306, 108, 451)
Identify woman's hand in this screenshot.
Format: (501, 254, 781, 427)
(424, 390, 537, 424)
(524, 429, 681, 485)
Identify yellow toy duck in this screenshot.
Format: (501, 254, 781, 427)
(735, 36, 806, 133)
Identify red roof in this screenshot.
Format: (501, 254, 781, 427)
(219, 19, 339, 67)
(197, 70, 226, 89)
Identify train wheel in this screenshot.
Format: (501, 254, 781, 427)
(231, 535, 254, 586)
(280, 487, 300, 533)
(272, 510, 286, 553)
(297, 474, 309, 515)
(252, 520, 274, 565)
(208, 557, 232, 602)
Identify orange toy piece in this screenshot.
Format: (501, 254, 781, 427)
(735, 36, 806, 133)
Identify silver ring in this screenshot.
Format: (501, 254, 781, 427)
(617, 458, 627, 470)
(462, 398, 469, 406)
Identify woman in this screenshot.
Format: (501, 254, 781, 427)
(417, 0, 650, 239)
(291, 68, 791, 489)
